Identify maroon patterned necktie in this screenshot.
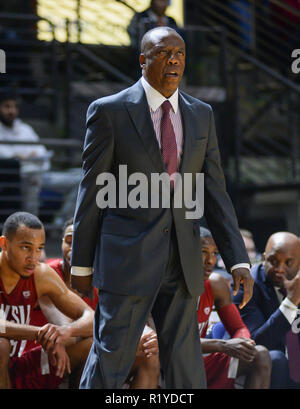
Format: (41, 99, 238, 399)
(160, 100, 177, 188)
(286, 328, 300, 383)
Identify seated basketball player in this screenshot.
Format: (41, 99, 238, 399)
(46, 217, 160, 389)
(198, 227, 271, 389)
(0, 212, 94, 389)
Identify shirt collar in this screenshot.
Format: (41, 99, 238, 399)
(141, 76, 179, 114)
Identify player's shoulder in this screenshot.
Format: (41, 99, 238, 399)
(209, 272, 229, 292)
(34, 262, 63, 288)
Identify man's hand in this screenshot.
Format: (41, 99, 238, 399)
(140, 330, 159, 358)
(232, 268, 254, 309)
(283, 270, 300, 306)
(48, 343, 71, 378)
(37, 323, 72, 352)
(221, 338, 256, 362)
(71, 274, 93, 298)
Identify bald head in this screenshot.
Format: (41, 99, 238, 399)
(140, 27, 184, 55)
(264, 231, 300, 287)
(265, 232, 300, 255)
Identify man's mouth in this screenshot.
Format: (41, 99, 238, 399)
(24, 265, 35, 273)
(165, 71, 179, 77)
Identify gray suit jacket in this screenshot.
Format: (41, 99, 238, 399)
(71, 79, 249, 297)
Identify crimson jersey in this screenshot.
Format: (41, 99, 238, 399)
(0, 274, 38, 358)
(47, 258, 99, 310)
(197, 279, 215, 338)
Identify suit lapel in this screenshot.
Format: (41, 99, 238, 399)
(257, 264, 281, 314)
(124, 83, 200, 179)
(178, 93, 194, 176)
(125, 81, 166, 174)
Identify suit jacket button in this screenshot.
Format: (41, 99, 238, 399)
(163, 228, 169, 234)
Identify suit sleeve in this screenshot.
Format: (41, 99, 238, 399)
(202, 107, 250, 271)
(233, 284, 291, 350)
(71, 101, 114, 269)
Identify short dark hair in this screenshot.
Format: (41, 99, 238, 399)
(62, 217, 74, 235)
(0, 91, 18, 105)
(199, 226, 212, 238)
(2, 212, 44, 239)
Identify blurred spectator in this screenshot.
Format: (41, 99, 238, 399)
(270, 0, 300, 57)
(128, 0, 178, 50)
(233, 231, 300, 388)
(215, 228, 261, 281)
(0, 92, 51, 216)
(240, 228, 261, 265)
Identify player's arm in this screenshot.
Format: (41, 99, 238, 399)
(0, 318, 40, 341)
(0, 318, 71, 378)
(201, 273, 254, 358)
(210, 272, 251, 338)
(35, 264, 94, 349)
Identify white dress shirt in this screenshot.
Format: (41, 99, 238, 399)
(275, 287, 299, 324)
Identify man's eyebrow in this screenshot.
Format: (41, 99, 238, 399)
(18, 240, 45, 246)
(154, 45, 185, 50)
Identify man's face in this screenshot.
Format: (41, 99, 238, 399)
(264, 246, 300, 288)
(0, 99, 18, 127)
(0, 225, 45, 279)
(140, 30, 185, 98)
(62, 224, 73, 268)
(151, 0, 169, 16)
(201, 236, 219, 280)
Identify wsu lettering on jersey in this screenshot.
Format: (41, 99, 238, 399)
(0, 304, 31, 357)
(0, 274, 38, 357)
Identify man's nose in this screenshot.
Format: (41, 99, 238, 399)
(167, 54, 179, 64)
(27, 251, 39, 263)
(207, 255, 215, 265)
(275, 263, 286, 275)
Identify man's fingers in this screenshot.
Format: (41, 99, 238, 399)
(239, 277, 253, 309)
(232, 275, 240, 296)
(44, 332, 60, 352)
(239, 347, 256, 362)
(37, 325, 58, 344)
(49, 353, 57, 367)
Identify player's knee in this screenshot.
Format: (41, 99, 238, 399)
(254, 345, 271, 373)
(0, 338, 10, 367)
(81, 336, 93, 356)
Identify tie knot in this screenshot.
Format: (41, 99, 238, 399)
(161, 100, 172, 114)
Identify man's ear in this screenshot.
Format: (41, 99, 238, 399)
(0, 236, 7, 252)
(139, 53, 146, 68)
